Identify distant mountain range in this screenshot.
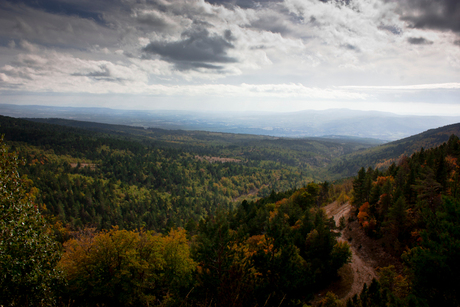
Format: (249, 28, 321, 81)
(1, 104, 460, 141)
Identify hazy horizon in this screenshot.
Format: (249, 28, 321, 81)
(3, 102, 460, 117)
(3, 104, 460, 141)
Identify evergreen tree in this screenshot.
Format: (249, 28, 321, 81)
(352, 167, 367, 208)
(0, 136, 62, 306)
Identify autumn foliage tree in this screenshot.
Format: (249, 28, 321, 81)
(58, 227, 196, 306)
(349, 134, 460, 306)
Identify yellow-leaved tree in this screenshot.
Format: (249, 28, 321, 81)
(58, 227, 196, 306)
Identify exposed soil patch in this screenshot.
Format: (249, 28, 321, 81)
(195, 155, 241, 163)
(324, 201, 351, 225)
(232, 188, 261, 203)
(70, 163, 97, 170)
(313, 201, 402, 304)
(343, 219, 404, 276)
(312, 202, 377, 303)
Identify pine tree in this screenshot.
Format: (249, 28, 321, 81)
(352, 167, 366, 208)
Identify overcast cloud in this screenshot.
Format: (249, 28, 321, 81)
(0, 0, 459, 115)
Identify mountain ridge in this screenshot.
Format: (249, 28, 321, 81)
(330, 122, 460, 176)
(2, 104, 460, 140)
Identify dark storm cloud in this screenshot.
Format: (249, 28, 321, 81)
(392, 0, 460, 32)
(407, 37, 433, 45)
(4, 0, 116, 25)
(142, 28, 237, 70)
(224, 30, 236, 42)
(133, 9, 179, 34)
(454, 40, 460, 46)
(318, 0, 352, 4)
(0, 1, 120, 50)
(136, 13, 169, 28)
(205, 0, 283, 9)
(207, 0, 349, 8)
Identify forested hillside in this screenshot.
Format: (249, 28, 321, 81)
(1, 115, 460, 306)
(330, 122, 460, 177)
(0, 115, 374, 231)
(341, 134, 460, 307)
(0, 133, 350, 306)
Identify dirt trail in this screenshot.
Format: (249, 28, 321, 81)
(323, 201, 351, 226)
(322, 201, 378, 302)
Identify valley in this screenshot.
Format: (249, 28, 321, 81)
(1, 114, 460, 306)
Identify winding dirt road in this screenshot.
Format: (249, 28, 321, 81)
(322, 201, 378, 302)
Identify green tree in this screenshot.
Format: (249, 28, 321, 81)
(412, 167, 442, 210)
(402, 197, 460, 307)
(192, 209, 244, 306)
(0, 136, 62, 306)
(352, 167, 366, 208)
(385, 196, 408, 244)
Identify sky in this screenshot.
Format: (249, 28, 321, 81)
(0, 0, 459, 115)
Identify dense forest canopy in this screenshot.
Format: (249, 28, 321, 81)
(0, 131, 350, 305)
(0, 115, 377, 232)
(344, 134, 460, 307)
(1, 115, 460, 306)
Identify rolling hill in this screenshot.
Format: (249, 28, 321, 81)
(330, 122, 460, 177)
